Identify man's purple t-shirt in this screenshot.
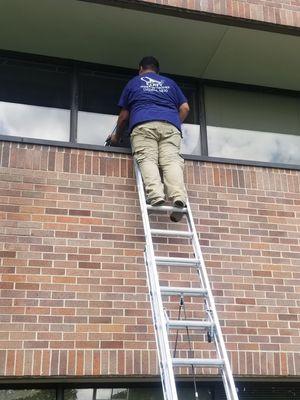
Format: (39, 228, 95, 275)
(118, 72, 187, 133)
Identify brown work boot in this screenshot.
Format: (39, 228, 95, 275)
(170, 199, 186, 222)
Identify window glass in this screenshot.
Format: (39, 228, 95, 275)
(78, 71, 129, 115)
(77, 71, 129, 146)
(128, 387, 212, 400)
(64, 388, 128, 400)
(0, 389, 55, 399)
(179, 84, 201, 156)
(205, 86, 300, 164)
(216, 382, 300, 399)
(77, 114, 200, 154)
(0, 58, 71, 141)
(181, 123, 201, 155)
(177, 83, 197, 125)
(77, 71, 200, 154)
(77, 112, 119, 146)
(64, 386, 212, 400)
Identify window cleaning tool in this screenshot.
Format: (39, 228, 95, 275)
(104, 124, 117, 147)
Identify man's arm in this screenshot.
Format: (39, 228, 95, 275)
(179, 102, 190, 123)
(110, 108, 129, 145)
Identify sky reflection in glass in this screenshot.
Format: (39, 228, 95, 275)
(77, 111, 200, 155)
(208, 126, 300, 164)
(0, 101, 70, 141)
(77, 112, 117, 146)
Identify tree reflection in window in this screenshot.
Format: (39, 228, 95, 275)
(0, 389, 55, 400)
(64, 386, 212, 400)
(64, 388, 128, 400)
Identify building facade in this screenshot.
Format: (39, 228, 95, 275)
(0, 0, 299, 399)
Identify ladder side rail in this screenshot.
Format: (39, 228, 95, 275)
(186, 199, 239, 400)
(214, 330, 236, 400)
(185, 206, 206, 290)
(134, 161, 178, 400)
(144, 250, 169, 400)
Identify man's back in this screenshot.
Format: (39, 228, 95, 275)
(118, 72, 186, 133)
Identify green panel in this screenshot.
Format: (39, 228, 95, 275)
(205, 86, 300, 135)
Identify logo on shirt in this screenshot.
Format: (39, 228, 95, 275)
(140, 76, 170, 93)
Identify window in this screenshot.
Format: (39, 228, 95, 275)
(0, 58, 71, 141)
(215, 382, 300, 399)
(205, 85, 300, 164)
(0, 54, 201, 155)
(77, 70, 130, 148)
(0, 383, 300, 400)
(76, 70, 201, 154)
(1, 52, 300, 167)
(64, 388, 128, 400)
(64, 386, 212, 400)
(178, 82, 201, 156)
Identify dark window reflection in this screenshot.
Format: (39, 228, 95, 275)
(178, 83, 197, 125)
(79, 71, 129, 116)
(0, 58, 71, 140)
(77, 70, 129, 147)
(216, 382, 300, 400)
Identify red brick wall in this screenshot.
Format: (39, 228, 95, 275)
(0, 141, 300, 378)
(139, 0, 300, 28)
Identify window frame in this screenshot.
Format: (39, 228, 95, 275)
(0, 49, 300, 171)
(0, 380, 300, 400)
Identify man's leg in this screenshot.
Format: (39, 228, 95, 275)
(158, 123, 187, 206)
(131, 122, 165, 205)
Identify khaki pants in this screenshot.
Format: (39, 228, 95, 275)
(131, 121, 187, 204)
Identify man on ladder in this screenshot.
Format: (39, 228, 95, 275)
(108, 56, 190, 222)
(108, 57, 239, 400)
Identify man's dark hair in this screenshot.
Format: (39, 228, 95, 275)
(139, 56, 160, 73)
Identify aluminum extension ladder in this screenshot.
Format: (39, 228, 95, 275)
(134, 161, 239, 400)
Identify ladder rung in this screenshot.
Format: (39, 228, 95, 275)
(168, 320, 213, 330)
(160, 286, 207, 297)
(172, 358, 224, 368)
(147, 205, 188, 213)
(151, 229, 193, 238)
(155, 257, 200, 266)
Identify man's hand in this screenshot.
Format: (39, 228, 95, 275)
(106, 109, 129, 147)
(105, 132, 120, 146)
(104, 109, 129, 146)
(110, 132, 121, 146)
